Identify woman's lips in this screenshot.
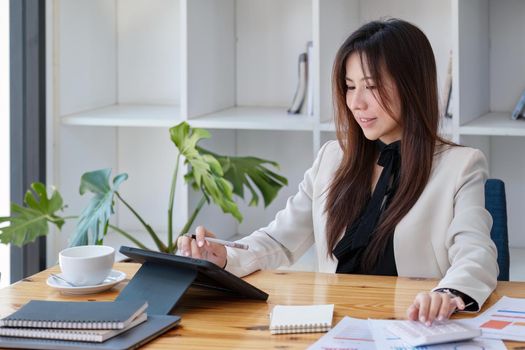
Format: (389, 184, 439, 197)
(357, 117, 377, 128)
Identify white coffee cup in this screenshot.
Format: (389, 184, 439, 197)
(59, 245, 115, 286)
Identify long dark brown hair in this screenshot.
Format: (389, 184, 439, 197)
(326, 18, 451, 271)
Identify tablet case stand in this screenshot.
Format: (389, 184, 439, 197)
(116, 262, 198, 315)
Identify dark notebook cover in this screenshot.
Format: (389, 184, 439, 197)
(0, 315, 181, 350)
(0, 300, 148, 329)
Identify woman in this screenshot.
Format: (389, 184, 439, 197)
(178, 18, 498, 325)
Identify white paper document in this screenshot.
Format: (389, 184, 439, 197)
(308, 316, 375, 350)
(458, 296, 525, 341)
(308, 316, 506, 350)
(368, 319, 506, 350)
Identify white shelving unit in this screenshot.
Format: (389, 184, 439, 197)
(454, 0, 525, 264)
(46, 0, 525, 277)
(460, 112, 525, 137)
(61, 105, 182, 127)
(190, 107, 315, 131)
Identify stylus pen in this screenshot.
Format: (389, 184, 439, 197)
(186, 234, 249, 250)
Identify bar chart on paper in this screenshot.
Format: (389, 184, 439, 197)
(471, 296, 525, 341)
(307, 317, 375, 350)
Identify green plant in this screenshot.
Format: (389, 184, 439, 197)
(0, 122, 288, 253)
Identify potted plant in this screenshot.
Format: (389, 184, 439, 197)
(0, 122, 288, 253)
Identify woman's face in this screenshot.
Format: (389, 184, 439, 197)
(345, 52, 402, 144)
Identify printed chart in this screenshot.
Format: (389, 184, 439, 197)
(465, 296, 525, 341)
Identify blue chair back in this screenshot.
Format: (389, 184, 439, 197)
(485, 179, 510, 281)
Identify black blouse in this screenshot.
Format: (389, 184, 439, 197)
(333, 140, 400, 275)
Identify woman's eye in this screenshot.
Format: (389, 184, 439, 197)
(346, 86, 355, 91)
(365, 85, 376, 90)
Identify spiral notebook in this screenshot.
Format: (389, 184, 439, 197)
(0, 313, 147, 343)
(269, 304, 334, 335)
(0, 315, 180, 350)
(0, 300, 147, 330)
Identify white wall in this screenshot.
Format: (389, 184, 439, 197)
(0, 0, 11, 287)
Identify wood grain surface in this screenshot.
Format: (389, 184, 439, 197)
(0, 263, 524, 349)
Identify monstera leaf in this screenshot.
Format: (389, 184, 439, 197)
(2, 122, 289, 253)
(69, 169, 128, 246)
(170, 122, 242, 221)
(199, 147, 288, 207)
(0, 183, 65, 246)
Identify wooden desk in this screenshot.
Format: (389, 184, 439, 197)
(1, 263, 524, 349)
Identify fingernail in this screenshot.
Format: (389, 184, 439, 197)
(426, 321, 431, 326)
(198, 240, 204, 247)
(419, 316, 425, 323)
(184, 251, 190, 257)
(437, 315, 444, 321)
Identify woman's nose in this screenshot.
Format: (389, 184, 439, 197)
(348, 88, 367, 111)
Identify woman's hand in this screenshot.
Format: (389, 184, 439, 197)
(176, 226, 227, 268)
(407, 291, 466, 326)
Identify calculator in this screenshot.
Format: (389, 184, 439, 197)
(386, 320, 481, 347)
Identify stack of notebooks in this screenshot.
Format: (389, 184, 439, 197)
(0, 300, 180, 349)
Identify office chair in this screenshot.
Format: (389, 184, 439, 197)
(485, 179, 510, 281)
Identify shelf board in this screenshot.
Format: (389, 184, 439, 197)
(459, 112, 525, 136)
(189, 107, 315, 131)
(61, 104, 181, 127)
(62, 105, 317, 131)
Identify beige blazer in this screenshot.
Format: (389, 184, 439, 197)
(226, 141, 499, 309)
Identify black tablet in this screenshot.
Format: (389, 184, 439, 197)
(119, 246, 268, 301)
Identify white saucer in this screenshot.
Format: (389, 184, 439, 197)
(46, 269, 126, 295)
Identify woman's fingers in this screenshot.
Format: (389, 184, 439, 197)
(407, 291, 464, 326)
(415, 292, 431, 324)
(176, 226, 226, 268)
(437, 294, 453, 321)
(406, 303, 419, 321)
(194, 226, 206, 247)
(190, 239, 203, 259)
(426, 292, 444, 325)
(195, 225, 216, 247)
(175, 226, 227, 268)
(177, 235, 192, 256)
(453, 296, 466, 311)
(177, 226, 215, 256)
